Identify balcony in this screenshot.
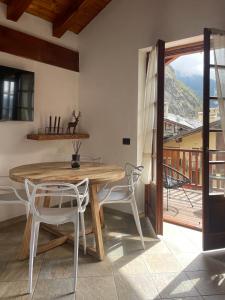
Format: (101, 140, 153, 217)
(163, 148, 203, 230)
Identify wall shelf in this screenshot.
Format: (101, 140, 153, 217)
(27, 133, 89, 141)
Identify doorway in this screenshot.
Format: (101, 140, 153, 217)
(163, 49, 204, 231)
(142, 29, 225, 252)
(140, 36, 205, 233)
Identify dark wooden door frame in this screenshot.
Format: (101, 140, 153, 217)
(202, 27, 225, 251)
(165, 40, 204, 64)
(145, 37, 205, 235)
(163, 37, 205, 231)
(156, 40, 165, 234)
(145, 40, 165, 235)
(202, 28, 210, 250)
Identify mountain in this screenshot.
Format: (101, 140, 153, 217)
(165, 65, 202, 119)
(175, 72, 216, 99)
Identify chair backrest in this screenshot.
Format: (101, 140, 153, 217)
(125, 163, 144, 192)
(163, 164, 191, 188)
(25, 178, 89, 218)
(80, 155, 102, 163)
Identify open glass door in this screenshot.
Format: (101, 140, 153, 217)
(203, 28, 225, 250)
(145, 40, 165, 235)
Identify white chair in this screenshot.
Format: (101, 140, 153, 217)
(58, 155, 101, 209)
(25, 178, 89, 294)
(98, 164, 145, 249)
(0, 177, 29, 216)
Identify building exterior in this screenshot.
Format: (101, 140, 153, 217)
(164, 102, 201, 138)
(164, 120, 224, 191)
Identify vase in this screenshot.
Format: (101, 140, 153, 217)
(71, 154, 80, 169)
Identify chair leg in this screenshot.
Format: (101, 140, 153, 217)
(34, 222, 40, 257)
(57, 189, 65, 209)
(59, 194, 63, 208)
(57, 194, 63, 228)
(73, 215, 79, 293)
(80, 212, 86, 255)
(28, 219, 36, 294)
(130, 198, 145, 250)
(182, 187, 193, 208)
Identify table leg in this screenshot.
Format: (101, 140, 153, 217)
(99, 207, 105, 227)
(19, 194, 44, 260)
(19, 214, 33, 260)
(19, 194, 40, 260)
(96, 184, 105, 227)
(20, 187, 105, 261)
(90, 184, 105, 260)
(43, 195, 51, 207)
(19, 195, 68, 260)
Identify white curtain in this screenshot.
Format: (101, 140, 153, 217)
(212, 33, 225, 143)
(141, 46, 157, 184)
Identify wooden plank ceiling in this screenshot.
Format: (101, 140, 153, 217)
(0, 0, 112, 37)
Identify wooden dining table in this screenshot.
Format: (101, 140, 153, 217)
(9, 161, 125, 261)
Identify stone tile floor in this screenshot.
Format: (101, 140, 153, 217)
(0, 208, 225, 299)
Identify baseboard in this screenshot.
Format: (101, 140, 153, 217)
(0, 214, 26, 229)
(0, 205, 144, 230)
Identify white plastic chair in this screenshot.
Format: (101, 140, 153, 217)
(58, 155, 102, 211)
(25, 178, 89, 294)
(58, 156, 101, 209)
(0, 177, 29, 216)
(98, 163, 145, 249)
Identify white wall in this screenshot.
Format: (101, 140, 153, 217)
(0, 3, 79, 221)
(79, 0, 160, 213)
(1, 0, 225, 220)
(158, 0, 225, 41)
(79, 0, 225, 213)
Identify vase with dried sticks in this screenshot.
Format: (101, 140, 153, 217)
(71, 140, 82, 168)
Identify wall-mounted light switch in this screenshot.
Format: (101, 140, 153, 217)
(123, 138, 130, 145)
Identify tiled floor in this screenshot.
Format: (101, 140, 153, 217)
(1, 208, 225, 299)
(163, 188, 202, 230)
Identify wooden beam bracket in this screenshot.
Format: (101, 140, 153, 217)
(7, 0, 33, 21)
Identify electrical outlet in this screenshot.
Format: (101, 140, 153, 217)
(123, 138, 130, 145)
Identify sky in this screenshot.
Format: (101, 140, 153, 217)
(171, 52, 204, 77)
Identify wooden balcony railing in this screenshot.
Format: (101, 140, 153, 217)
(163, 148, 203, 189)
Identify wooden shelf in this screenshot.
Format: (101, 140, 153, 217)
(27, 133, 89, 141)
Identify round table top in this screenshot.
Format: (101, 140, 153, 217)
(9, 161, 125, 185)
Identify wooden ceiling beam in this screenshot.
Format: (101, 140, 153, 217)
(7, 0, 33, 21)
(0, 24, 79, 72)
(53, 0, 112, 38)
(53, 0, 85, 38)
